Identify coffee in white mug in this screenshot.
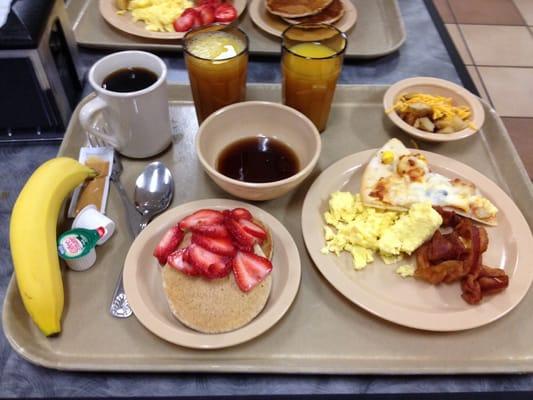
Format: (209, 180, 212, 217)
(79, 51, 172, 158)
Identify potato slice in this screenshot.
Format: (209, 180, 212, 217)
(450, 115, 468, 131)
(417, 117, 435, 132)
(437, 126, 455, 134)
(407, 103, 432, 118)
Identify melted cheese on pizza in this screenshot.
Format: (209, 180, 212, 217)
(363, 139, 498, 223)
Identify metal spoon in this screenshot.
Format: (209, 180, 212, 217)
(109, 161, 174, 318)
(133, 162, 174, 233)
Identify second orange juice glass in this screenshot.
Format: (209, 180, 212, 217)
(184, 24, 249, 124)
(282, 24, 347, 132)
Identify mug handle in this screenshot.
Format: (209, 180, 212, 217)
(79, 96, 121, 148)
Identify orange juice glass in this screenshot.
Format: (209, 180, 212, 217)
(282, 24, 347, 132)
(184, 24, 248, 124)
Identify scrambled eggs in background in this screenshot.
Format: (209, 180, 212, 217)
(321, 191, 442, 271)
(395, 264, 416, 278)
(120, 0, 194, 32)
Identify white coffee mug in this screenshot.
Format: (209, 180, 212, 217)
(79, 51, 172, 158)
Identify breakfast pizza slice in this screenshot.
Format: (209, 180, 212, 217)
(360, 138, 498, 226)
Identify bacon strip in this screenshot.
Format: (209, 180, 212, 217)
(415, 212, 508, 305)
(415, 246, 467, 285)
(427, 231, 466, 264)
(434, 206, 462, 228)
(461, 274, 482, 304)
(478, 266, 509, 295)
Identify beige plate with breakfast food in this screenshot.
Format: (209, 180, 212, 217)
(302, 150, 533, 331)
(248, 0, 356, 37)
(99, 0, 248, 40)
(123, 198, 301, 349)
(383, 77, 485, 142)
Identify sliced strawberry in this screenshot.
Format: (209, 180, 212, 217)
(192, 234, 236, 257)
(199, 0, 222, 8)
(238, 219, 266, 242)
(231, 207, 253, 221)
(187, 243, 231, 278)
(196, 4, 215, 25)
(181, 7, 199, 18)
(222, 209, 232, 220)
(178, 209, 224, 231)
(232, 251, 273, 292)
(190, 223, 229, 238)
(183, 246, 192, 263)
(233, 240, 254, 252)
(214, 3, 237, 23)
(225, 217, 257, 249)
(153, 226, 184, 265)
(173, 13, 194, 32)
(191, 14, 202, 28)
(167, 248, 200, 276)
(204, 260, 232, 279)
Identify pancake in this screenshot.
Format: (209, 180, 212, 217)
(162, 267, 272, 334)
(161, 218, 274, 334)
(281, 0, 344, 25)
(266, 0, 334, 18)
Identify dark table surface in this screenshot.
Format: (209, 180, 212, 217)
(2, 0, 533, 396)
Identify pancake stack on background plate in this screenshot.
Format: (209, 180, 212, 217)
(266, 0, 345, 26)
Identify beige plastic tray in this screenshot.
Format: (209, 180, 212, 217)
(65, 0, 406, 58)
(3, 84, 533, 373)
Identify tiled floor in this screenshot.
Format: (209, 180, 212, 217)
(433, 0, 533, 178)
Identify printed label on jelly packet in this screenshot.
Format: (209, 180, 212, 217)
(58, 228, 100, 260)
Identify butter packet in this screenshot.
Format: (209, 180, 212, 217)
(67, 147, 114, 218)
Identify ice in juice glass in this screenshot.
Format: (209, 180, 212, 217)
(184, 24, 249, 124)
(282, 24, 347, 132)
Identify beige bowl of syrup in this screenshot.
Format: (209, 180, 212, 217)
(196, 101, 321, 201)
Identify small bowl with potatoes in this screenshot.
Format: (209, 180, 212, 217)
(383, 77, 485, 142)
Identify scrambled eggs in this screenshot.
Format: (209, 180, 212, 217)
(378, 202, 443, 256)
(321, 191, 442, 270)
(121, 0, 194, 32)
(395, 264, 415, 278)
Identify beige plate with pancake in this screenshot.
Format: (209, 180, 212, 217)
(99, 0, 248, 40)
(124, 198, 301, 349)
(302, 150, 533, 332)
(249, 0, 356, 37)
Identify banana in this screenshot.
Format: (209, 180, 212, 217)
(9, 157, 96, 336)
